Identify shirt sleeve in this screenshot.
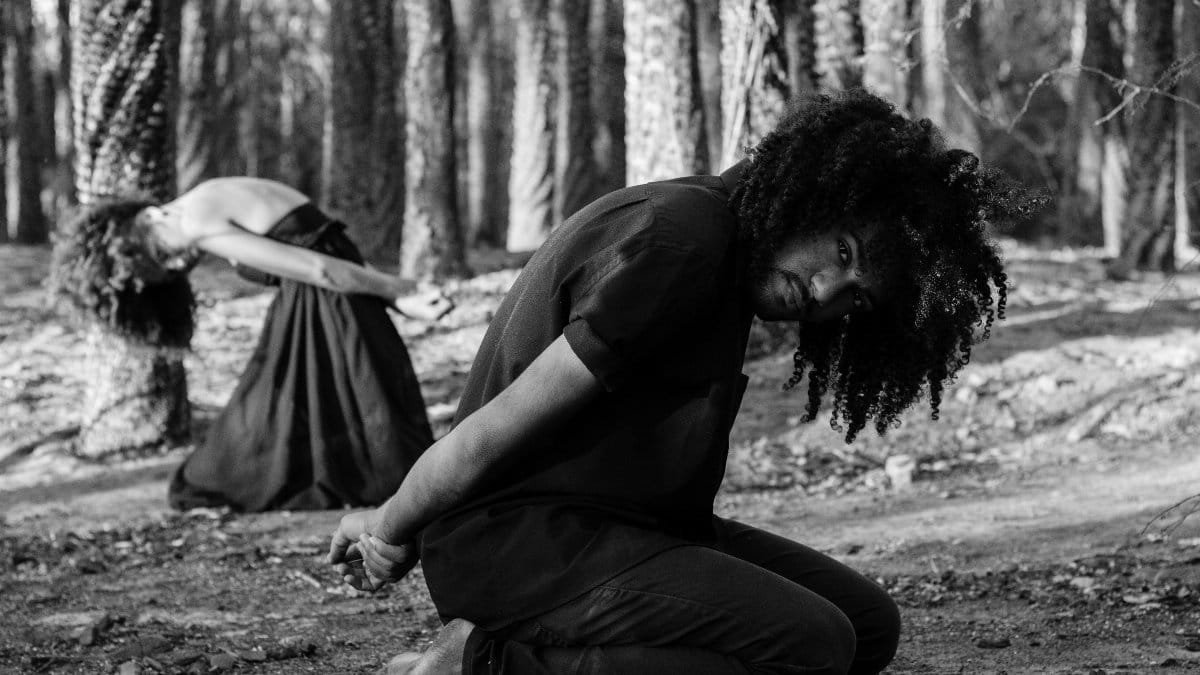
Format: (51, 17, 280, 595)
(563, 239, 718, 391)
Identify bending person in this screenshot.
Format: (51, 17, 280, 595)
(56, 177, 448, 512)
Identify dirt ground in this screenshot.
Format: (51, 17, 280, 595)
(2, 240, 1200, 674)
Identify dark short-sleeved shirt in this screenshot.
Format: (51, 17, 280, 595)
(419, 170, 755, 629)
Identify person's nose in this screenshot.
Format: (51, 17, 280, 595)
(810, 270, 858, 317)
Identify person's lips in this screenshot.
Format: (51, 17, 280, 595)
(782, 273, 807, 316)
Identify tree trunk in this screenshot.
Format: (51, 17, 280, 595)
(719, 0, 792, 169)
(814, 0, 862, 90)
(1175, 0, 1200, 265)
(54, 0, 75, 213)
(1059, 0, 1119, 245)
(213, 0, 241, 176)
(590, 0, 625, 193)
(624, 0, 708, 184)
(783, 0, 818, 98)
(462, 0, 506, 247)
(919, 0, 948, 126)
(0, 2, 8, 243)
(552, 0, 595, 224)
(507, 0, 556, 252)
(238, 3, 282, 181)
(861, 0, 908, 110)
(696, 0, 723, 172)
(1109, 0, 1175, 277)
(177, 0, 218, 191)
(69, 0, 189, 457)
(10, 0, 47, 243)
(326, 0, 404, 262)
(401, 0, 468, 279)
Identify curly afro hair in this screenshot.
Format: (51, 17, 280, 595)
(50, 198, 197, 349)
(730, 88, 1043, 442)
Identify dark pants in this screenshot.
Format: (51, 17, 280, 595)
(464, 518, 900, 674)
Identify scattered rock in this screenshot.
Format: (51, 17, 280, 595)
(208, 652, 239, 671)
(975, 637, 1011, 649)
(884, 455, 915, 490)
(118, 661, 141, 675)
(109, 635, 174, 661)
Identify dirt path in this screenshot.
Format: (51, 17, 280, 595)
(3, 242, 1200, 673)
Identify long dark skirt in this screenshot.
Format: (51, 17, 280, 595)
(169, 207, 433, 512)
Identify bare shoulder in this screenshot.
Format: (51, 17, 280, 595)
(178, 178, 310, 235)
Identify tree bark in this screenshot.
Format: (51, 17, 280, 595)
(719, 0, 793, 169)
(861, 0, 908, 110)
(696, 0, 723, 173)
(326, 0, 404, 262)
(507, 0, 556, 252)
(462, 0, 506, 247)
(624, 0, 708, 184)
(1109, 0, 1175, 277)
(55, 0, 75, 212)
(177, 0, 218, 191)
(69, 0, 189, 457)
(1175, 0, 1200, 265)
(814, 0, 862, 90)
(552, 0, 595, 224)
(783, 0, 818, 98)
(10, 0, 47, 243)
(0, 2, 8, 243)
(590, 0, 625, 193)
(401, 0, 468, 279)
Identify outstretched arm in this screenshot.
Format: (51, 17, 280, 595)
(328, 334, 603, 586)
(193, 223, 450, 320)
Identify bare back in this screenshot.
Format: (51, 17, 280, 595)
(170, 177, 310, 237)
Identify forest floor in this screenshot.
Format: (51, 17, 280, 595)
(2, 240, 1200, 674)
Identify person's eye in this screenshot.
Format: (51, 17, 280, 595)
(837, 239, 852, 267)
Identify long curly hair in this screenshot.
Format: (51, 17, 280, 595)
(50, 198, 197, 349)
(731, 89, 1043, 442)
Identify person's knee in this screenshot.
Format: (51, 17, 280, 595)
(848, 588, 901, 675)
(764, 607, 856, 674)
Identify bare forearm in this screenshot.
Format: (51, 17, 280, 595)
(373, 426, 492, 543)
(317, 259, 416, 301)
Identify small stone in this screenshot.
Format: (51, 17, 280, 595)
(238, 649, 268, 662)
(884, 455, 915, 490)
(975, 637, 1011, 649)
(208, 652, 239, 671)
(118, 661, 141, 675)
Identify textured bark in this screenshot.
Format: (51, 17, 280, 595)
(624, 0, 708, 184)
(696, 0, 723, 172)
(1110, 0, 1175, 275)
(176, 0, 218, 191)
(860, 0, 909, 110)
(401, 0, 467, 279)
(11, 0, 48, 243)
(783, 0, 818, 98)
(943, 0, 985, 151)
(1060, 0, 1122, 245)
(719, 0, 792, 168)
(212, 0, 241, 177)
(507, 0, 556, 252)
(238, 3, 281, 181)
(463, 1, 506, 246)
(552, 0, 595, 223)
(919, 0, 948, 126)
(590, 0, 625, 193)
(0, 2, 8, 243)
(326, 0, 403, 261)
(56, 0, 75, 210)
(1175, 0, 1200, 264)
(69, 0, 189, 457)
(814, 0, 862, 90)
